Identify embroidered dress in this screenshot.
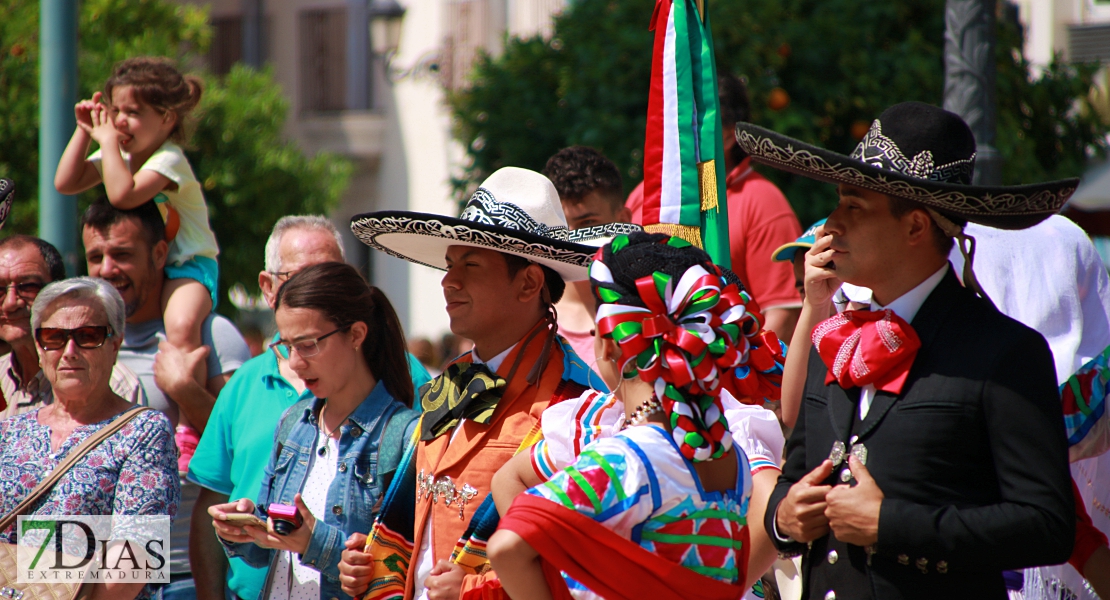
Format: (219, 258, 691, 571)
(0, 408, 179, 600)
(527, 424, 752, 599)
(531, 389, 782, 482)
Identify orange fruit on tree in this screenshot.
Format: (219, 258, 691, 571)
(767, 88, 790, 111)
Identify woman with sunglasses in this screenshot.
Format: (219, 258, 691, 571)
(209, 262, 417, 600)
(0, 277, 179, 600)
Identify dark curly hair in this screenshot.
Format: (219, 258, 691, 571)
(542, 146, 624, 211)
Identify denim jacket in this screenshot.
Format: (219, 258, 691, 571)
(223, 382, 416, 600)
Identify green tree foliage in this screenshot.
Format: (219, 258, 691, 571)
(0, 0, 212, 235)
(448, 0, 1109, 226)
(0, 0, 349, 311)
(188, 66, 352, 309)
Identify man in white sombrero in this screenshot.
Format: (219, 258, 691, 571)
(737, 102, 1078, 599)
(339, 167, 637, 600)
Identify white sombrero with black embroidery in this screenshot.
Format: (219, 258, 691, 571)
(735, 102, 1078, 230)
(351, 167, 640, 281)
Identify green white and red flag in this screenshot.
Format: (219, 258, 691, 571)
(642, 0, 730, 268)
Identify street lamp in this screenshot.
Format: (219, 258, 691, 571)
(369, 0, 406, 57)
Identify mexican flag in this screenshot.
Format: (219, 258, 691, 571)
(641, 0, 730, 268)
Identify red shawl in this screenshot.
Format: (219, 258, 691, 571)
(498, 493, 748, 600)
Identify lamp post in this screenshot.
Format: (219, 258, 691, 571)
(39, 0, 78, 276)
(368, 0, 441, 84)
(943, 0, 1002, 185)
(369, 0, 406, 59)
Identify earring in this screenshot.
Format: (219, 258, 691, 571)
(610, 361, 627, 396)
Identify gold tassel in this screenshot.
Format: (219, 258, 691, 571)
(698, 160, 719, 211)
(644, 223, 704, 248)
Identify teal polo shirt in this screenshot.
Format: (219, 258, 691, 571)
(187, 344, 431, 600)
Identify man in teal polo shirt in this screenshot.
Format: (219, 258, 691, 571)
(187, 216, 432, 600)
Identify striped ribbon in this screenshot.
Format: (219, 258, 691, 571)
(642, 0, 730, 268)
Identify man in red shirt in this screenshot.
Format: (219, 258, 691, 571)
(627, 73, 803, 341)
(543, 146, 633, 368)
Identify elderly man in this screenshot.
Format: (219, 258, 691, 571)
(81, 198, 253, 600)
(187, 215, 432, 600)
(738, 102, 1076, 599)
(0, 234, 144, 421)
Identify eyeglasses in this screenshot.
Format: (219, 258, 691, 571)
(1, 281, 45, 302)
(269, 325, 350, 359)
(269, 271, 296, 282)
(35, 326, 114, 350)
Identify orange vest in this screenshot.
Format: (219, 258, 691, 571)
(405, 323, 568, 597)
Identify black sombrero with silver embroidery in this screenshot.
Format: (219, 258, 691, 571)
(735, 102, 1078, 230)
(351, 167, 640, 282)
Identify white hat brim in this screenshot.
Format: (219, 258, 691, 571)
(351, 211, 640, 281)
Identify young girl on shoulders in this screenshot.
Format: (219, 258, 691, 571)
(55, 56, 219, 470)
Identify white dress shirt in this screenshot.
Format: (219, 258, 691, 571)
(856, 264, 948, 419)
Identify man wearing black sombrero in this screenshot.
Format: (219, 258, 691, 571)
(738, 102, 1076, 599)
(339, 167, 637, 599)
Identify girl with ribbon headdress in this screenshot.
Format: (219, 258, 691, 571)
(487, 232, 786, 600)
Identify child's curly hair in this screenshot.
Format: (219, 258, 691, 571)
(104, 57, 203, 145)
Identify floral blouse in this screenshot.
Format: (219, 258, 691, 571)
(0, 408, 180, 539)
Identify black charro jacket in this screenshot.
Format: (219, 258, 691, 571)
(767, 268, 1075, 600)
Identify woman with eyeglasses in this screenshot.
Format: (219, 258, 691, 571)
(0, 277, 179, 600)
(209, 262, 418, 600)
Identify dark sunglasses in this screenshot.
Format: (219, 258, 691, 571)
(35, 326, 115, 350)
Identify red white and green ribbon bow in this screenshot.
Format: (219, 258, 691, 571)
(590, 241, 784, 462)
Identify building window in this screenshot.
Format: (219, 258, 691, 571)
(300, 7, 348, 112)
(441, 0, 490, 90)
(208, 15, 244, 75)
(1068, 23, 1110, 63)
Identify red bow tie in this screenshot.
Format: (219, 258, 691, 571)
(812, 309, 921, 394)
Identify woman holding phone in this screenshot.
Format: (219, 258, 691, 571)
(208, 262, 417, 600)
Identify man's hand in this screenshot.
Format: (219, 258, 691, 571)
(825, 456, 884, 546)
(424, 559, 465, 600)
(154, 341, 210, 400)
(338, 532, 373, 597)
(804, 227, 842, 309)
(776, 459, 834, 543)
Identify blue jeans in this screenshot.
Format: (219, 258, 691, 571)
(157, 577, 195, 600)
